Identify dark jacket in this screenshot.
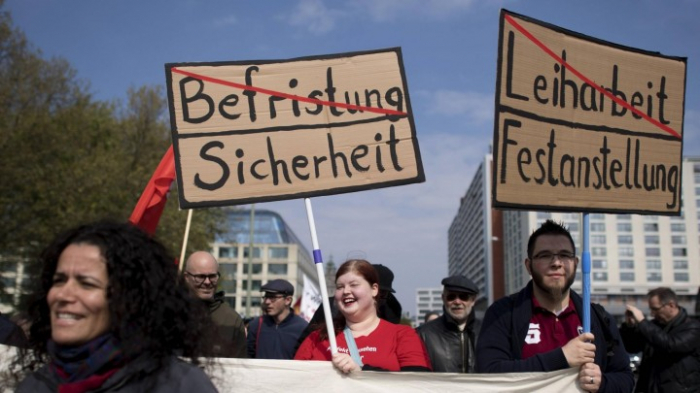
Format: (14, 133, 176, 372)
(0, 314, 27, 347)
(476, 281, 634, 393)
(416, 309, 480, 373)
(247, 309, 307, 359)
(17, 355, 217, 392)
(620, 307, 700, 393)
(205, 291, 247, 358)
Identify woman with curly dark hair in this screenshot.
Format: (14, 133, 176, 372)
(9, 220, 217, 392)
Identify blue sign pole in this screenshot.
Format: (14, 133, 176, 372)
(582, 213, 591, 333)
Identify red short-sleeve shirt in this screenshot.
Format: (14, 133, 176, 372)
(521, 296, 582, 360)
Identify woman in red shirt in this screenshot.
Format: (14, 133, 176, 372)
(295, 259, 431, 373)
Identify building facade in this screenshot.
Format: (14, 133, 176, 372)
(211, 208, 319, 318)
(448, 154, 504, 314)
(415, 287, 443, 326)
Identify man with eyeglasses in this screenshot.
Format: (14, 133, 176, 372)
(620, 287, 700, 392)
(184, 251, 247, 358)
(417, 275, 480, 373)
(246, 279, 307, 359)
(477, 220, 634, 392)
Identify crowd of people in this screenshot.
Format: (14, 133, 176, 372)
(0, 218, 698, 392)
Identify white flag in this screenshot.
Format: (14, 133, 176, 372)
(300, 274, 322, 322)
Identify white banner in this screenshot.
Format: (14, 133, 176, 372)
(1, 345, 585, 392)
(300, 273, 322, 322)
(211, 358, 585, 392)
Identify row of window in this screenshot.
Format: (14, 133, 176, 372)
(592, 235, 688, 245)
(578, 272, 690, 282)
(590, 247, 688, 257)
(218, 246, 290, 259)
(591, 259, 689, 270)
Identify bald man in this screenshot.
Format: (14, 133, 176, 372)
(185, 251, 246, 358)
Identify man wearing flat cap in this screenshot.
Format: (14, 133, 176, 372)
(417, 275, 480, 373)
(246, 279, 308, 359)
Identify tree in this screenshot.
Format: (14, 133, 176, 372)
(0, 4, 225, 310)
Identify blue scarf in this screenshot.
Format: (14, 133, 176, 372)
(47, 334, 125, 383)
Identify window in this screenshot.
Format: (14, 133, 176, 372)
(268, 247, 289, 259)
(618, 247, 634, 257)
(419, 297, 430, 302)
(617, 223, 632, 232)
(645, 235, 659, 244)
(243, 296, 262, 308)
(646, 260, 662, 270)
(592, 247, 607, 257)
(647, 272, 662, 282)
(672, 248, 687, 257)
(619, 260, 634, 269)
(673, 260, 688, 269)
(617, 235, 633, 244)
(590, 213, 605, 220)
(644, 223, 659, 232)
(593, 272, 608, 281)
(591, 235, 607, 245)
(671, 235, 686, 245)
(591, 223, 606, 232)
(674, 272, 689, 282)
(241, 279, 262, 291)
(243, 263, 263, 274)
(620, 272, 635, 282)
(592, 259, 607, 269)
(671, 223, 686, 232)
(220, 263, 237, 293)
(617, 214, 631, 220)
(242, 247, 262, 258)
(537, 212, 551, 219)
(218, 247, 236, 259)
(645, 248, 661, 257)
(267, 263, 288, 275)
(567, 222, 579, 232)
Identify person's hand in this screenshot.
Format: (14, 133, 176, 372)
(625, 304, 644, 323)
(579, 362, 602, 392)
(332, 352, 361, 374)
(562, 333, 595, 367)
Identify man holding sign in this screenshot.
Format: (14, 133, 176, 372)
(476, 221, 634, 392)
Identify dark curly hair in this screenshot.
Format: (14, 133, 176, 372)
(10, 220, 213, 381)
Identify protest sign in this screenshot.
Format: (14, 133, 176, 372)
(166, 48, 424, 208)
(492, 10, 686, 215)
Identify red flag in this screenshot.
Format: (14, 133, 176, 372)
(129, 145, 176, 235)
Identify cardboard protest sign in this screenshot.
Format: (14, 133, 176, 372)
(165, 48, 424, 208)
(492, 10, 686, 215)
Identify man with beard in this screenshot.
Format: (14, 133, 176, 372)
(184, 251, 247, 358)
(620, 287, 700, 392)
(417, 275, 480, 373)
(247, 279, 307, 359)
(476, 220, 634, 393)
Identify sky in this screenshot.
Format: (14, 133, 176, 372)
(7, 0, 700, 318)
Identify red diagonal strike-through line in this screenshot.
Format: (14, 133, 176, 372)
(504, 14, 681, 140)
(171, 67, 408, 117)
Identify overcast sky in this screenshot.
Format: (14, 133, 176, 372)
(8, 0, 700, 316)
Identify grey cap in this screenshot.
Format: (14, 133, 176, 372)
(261, 279, 294, 296)
(441, 275, 478, 294)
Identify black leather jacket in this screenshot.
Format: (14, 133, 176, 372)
(620, 307, 700, 393)
(416, 310, 480, 373)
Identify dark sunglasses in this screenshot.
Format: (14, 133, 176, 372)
(445, 293, 474, 301)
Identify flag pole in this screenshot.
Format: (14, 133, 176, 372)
(582, 212, 591, 333)
(304, 198, 338, 354)
(178, 209, 194, 274)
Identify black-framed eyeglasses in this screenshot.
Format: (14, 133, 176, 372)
(262, 294, 286, 302)
(185, 272, 220, 284)
(445, 293, 475, 302)
(532, 252, 576, 263)
(649, 303, 668, 312)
